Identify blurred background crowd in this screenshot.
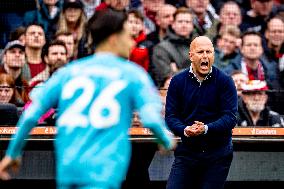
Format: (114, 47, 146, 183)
(0, 0, 283, 127)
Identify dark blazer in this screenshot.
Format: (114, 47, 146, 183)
(166, 67, 238, 153)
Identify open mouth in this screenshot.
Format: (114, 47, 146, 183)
(200, 61, 209, 69)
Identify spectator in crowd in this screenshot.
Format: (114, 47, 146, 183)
(141, 0, 165, 23)
(23, 40, 69, 125)
(241, 0, 275, 33)
(126, 9, 150, 71)
(9, 26, 26, 45)
(22, 23, 49, 87)
(0, 73, 23, 106)
(138, 0, 166, 34)
(231, 71, 250, 129)
(206, 1, 242, 41)
(238, 80, 284, 127)
(57, 0, 87, 59)
(143, 4, 176, 79)
(55, 32, 76, 61)
(214, 25, 241, 70)
(166, 36, 238, 189)
(231, 70, 249, 96)
(131, 111, 142, 127)
(210, 0, 248, 14)
(265, 17, 284, 63)
(185, 0, 219, 35)
(147, 4, 176, 47)
(218, 1, 242, 29)
(0, 40, 29, 105)
(0, 41, 25, 78)
(95, 0, 130, 11)
(81, 0, 101, 19)
(43, 40, 68, 76)
(23, 0, 63, 40)
(0, 73, 21, 126)
(151, 7, 194, 87)
(224, 31, 280, 90)
(264, 16, 284, 88)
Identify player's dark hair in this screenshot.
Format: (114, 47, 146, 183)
(88, 9, 127, 46)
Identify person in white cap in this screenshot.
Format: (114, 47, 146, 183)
(238, 80, 284, 127)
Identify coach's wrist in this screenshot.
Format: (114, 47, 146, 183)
(203, 125, 208, 134)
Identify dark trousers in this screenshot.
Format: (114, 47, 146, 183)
(123, 142, 157, 189)
(166, 146, 233, 189)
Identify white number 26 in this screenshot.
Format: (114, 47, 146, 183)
(58, 76, 127, 129)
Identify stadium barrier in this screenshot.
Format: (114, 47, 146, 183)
(1, 126, 284, 181)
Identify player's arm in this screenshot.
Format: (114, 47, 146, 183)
(132, 69, 175, 150)
(0, 100, 44, 180)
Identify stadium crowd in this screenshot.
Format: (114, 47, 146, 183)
(0, 0, 284, 127)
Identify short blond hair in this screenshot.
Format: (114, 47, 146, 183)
(220, 25, 241, 38)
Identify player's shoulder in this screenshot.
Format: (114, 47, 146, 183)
(60, 53, 148, 81)
(67, 54, 97, 70)
(57, 54, 109, 78)
(124, 60, 146, 74)
(123, 61, 151, 82)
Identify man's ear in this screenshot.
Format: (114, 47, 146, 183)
(189, 51, 193, 62)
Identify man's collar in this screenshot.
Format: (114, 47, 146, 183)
(189, 66, 213, 83)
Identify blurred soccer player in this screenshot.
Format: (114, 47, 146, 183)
(0, 10, 175, 189)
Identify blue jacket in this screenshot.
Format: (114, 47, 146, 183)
(166, 67, 238, 151)
(224, 54, 280, 89)
(23, 0, 62, 40)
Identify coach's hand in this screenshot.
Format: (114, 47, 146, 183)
(185, 121, 205, 137)
(0, 156, 21, 180)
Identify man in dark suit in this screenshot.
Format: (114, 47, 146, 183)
(166, 36, 238, 189)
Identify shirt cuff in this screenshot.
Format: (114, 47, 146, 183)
(204, 125, 208, 134)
